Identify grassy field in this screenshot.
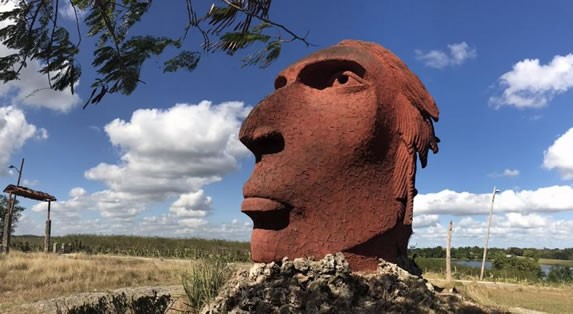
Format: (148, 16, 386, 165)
(453, 281, 573, 313)
(0, 252, 196, 312)
(1, 252, 571, 313)
(11, 234, 251, 261)
(539, 258, 573, 267)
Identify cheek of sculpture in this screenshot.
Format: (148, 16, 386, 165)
(242, 81, 402, 264)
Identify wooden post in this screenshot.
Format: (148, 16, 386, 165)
(44, 201, 51, 253)
(1, 195, 14, 254)
(446, 220, 453, 283)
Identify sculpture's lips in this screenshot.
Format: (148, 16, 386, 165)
(241, 197, 289, 213)
(241, 197, 291, 230)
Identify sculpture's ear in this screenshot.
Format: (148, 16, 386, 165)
(404, 82, 439, 122)
(392, 93, 417, 225)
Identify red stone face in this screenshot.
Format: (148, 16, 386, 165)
(239, 40, 439, 271)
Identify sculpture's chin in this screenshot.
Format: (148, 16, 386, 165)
(250, 222, 413, 272)
(250, 228, 283, 262)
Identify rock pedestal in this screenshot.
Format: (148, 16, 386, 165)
(202, 253, 502, 314)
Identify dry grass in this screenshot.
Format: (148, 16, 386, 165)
(0, 252, 195, 311)
(426, 278, 573, 314)
(458, 283, 573, 313)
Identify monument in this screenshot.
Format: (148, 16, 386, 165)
(239, 40, 439, 271)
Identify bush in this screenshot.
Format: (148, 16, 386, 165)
(546, 265, 573, 283)
(490, 254, 543, 281)
(183, 258, 233, 313)
(62, 291, 172, 314)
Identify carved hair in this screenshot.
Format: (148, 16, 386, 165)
(339, 40, 440, 226)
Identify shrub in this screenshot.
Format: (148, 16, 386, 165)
(546, 265, 573, 283)
(61, 291, 171, 314)
(183, 258, 233, 313)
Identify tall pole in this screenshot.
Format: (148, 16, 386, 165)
(1, 158, 24, 254)
(446, 220, 453, 283)
(480, 186, 499, 281)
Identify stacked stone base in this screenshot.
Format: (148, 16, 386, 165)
(202, 253, 504, 314)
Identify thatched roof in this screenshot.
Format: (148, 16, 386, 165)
(3, 184, 56, 202)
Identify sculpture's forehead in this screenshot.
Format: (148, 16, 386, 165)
(279, 45, 378, 78)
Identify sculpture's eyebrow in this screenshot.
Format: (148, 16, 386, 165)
(297, 59, 366, 90)
(274, 45, 373, 90)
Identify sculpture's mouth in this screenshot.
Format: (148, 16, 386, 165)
(241, 197, 291, 230)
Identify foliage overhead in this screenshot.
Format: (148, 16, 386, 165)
(0, 0, 311, 107)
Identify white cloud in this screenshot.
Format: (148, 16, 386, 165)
(413, 214, 439, 228)
(503, 169, 520, 177)
(69, 187, 87, 198)
(415, 185, 573, 215)
(490, 54, 573, 109)
(59, 3, 86, 20)
(169, 190, 212, 217)
(411, 213, 573, 248)
(34, 101, 251, 232)
(416, 50, 449, 69)
(0, 61, 81, 112)
(85, 101, 250, 197)
(415, 42, 477, 69)
(0, 106, 47, 174)
(489, 168, 520, 177)
(29, 196, 252, 239)
(543, 127, 573, 179)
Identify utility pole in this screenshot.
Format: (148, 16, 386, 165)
(480, 186, 500, 281)
(1, 158, 24, 254)
(446, 220, 453, 283)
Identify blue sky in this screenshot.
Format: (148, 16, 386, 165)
(1, 1, 573, 248)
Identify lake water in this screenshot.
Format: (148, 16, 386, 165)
(454, 260, 554, 275)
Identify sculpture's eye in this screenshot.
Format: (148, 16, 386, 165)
(330, 71, 363, 88)
(298, 60, 366, 91)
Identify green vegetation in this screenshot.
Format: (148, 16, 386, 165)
(63, 291, 172, 314)
(415, 256, 571, 284)
(410, 246, 573, 261)
(183, 258, 233, 313)
(11, 234, 250, 262)
(546, 265, 573, 283)
(0, 196, 26, 243)
(490, 253, 543, 281)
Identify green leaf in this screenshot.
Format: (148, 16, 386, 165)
(163, 51, 200, 73)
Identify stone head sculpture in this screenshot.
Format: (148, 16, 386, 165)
(239, 40, 439, 271)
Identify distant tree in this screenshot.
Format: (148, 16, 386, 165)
(507, 247, 524, 257)
(0, 0, 311, 106)
(523, 249, 540, 261)
(0, 195, 26, 243)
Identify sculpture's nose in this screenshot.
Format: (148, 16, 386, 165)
(239, 98, 285, 163)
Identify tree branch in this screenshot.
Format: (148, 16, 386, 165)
(15, 0, 44, 75)
(46, 0, 60, 88)
(221, 0, 313, 47)
(68, 0, 82, 48)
